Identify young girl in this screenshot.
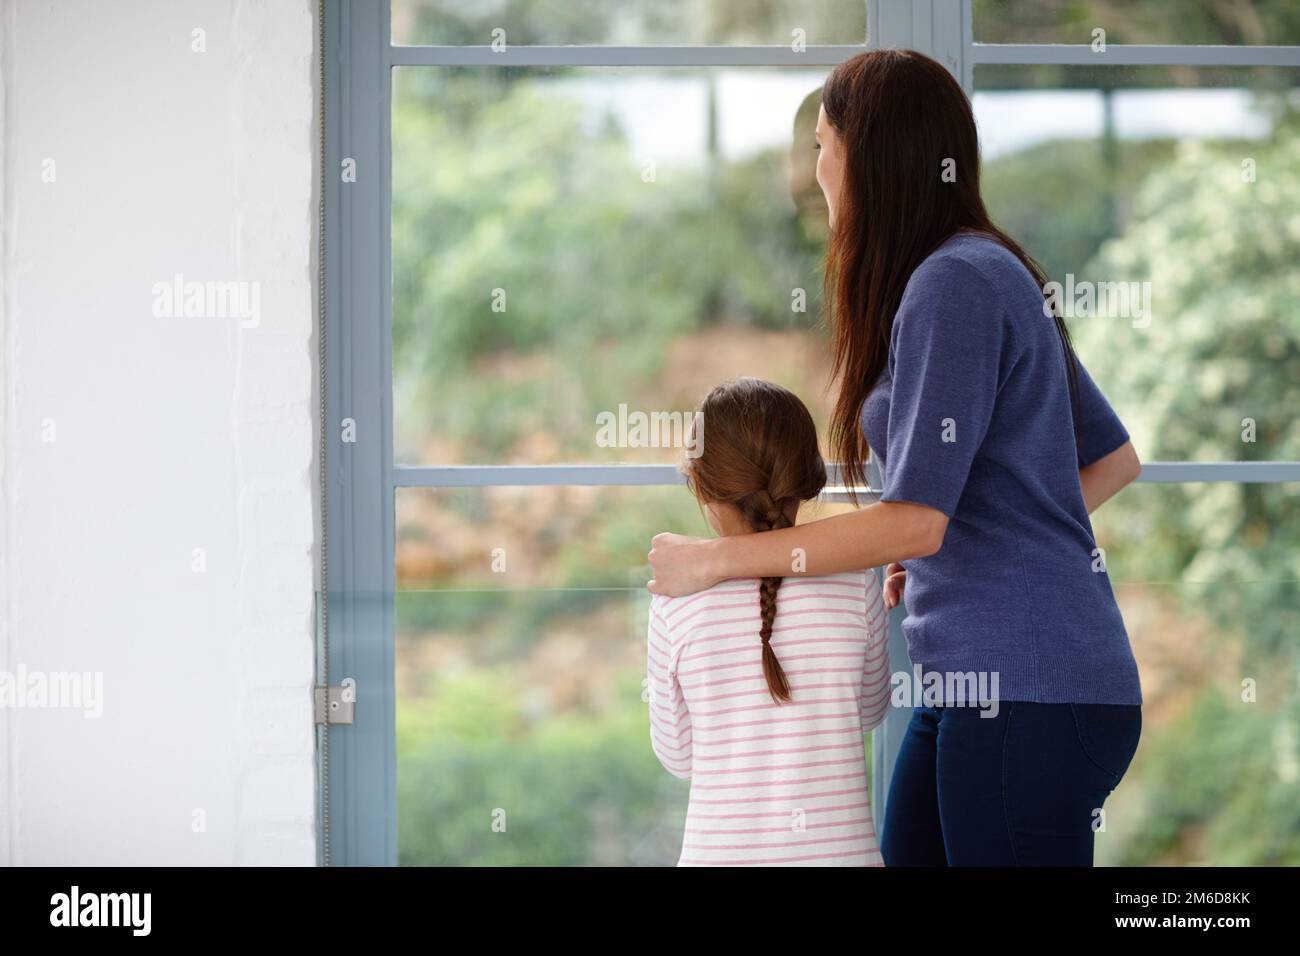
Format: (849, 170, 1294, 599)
(646, 378, 891, 866)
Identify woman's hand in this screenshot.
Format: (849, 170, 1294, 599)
(647, 533, 721, 597)
(883, 561, 907, 609)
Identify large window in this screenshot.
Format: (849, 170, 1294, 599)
(385, 2, 871, 868)
(324, 0, 1300, 866)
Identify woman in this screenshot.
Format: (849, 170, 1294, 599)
(647, 49, 1144, 866)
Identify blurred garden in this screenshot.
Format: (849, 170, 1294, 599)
(389, 0, 1300, 865)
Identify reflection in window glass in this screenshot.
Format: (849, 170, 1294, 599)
(394, 486, 862, 865)
(392, 66, 834, 466)
(392, 0, 869, 46)
(975, 65, 1300, 463)
(973, 0, 1300, 45)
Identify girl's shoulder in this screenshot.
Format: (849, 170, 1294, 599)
(652, 571, 877, 617)
(786, 569, 877, 595)
(803, 568, 875, 587)
(800, 570, 885, 614)
(651, 578, 761, 621)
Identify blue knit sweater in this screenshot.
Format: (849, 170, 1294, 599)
(860, 232, 1142, 706)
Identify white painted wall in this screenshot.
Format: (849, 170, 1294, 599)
(0, 0, 318, 865)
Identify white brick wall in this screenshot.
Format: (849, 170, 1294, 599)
(0, 0, 318, 865)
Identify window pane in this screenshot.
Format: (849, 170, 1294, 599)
(976, 65, 1300, 463)
(392, 0, 868, 46)
(394, 485, 864, 865)
(973, 0, 1300, 45)
(392, 66, 834, 465)
(392, 478, 1300, 866)
(1090, 482, 1299, 865)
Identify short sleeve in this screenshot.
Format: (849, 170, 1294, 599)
(1072, 358, 1130, 468)
(880, 258, 1006, 518)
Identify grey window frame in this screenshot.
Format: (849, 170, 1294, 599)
(321, 0, 1300, 865)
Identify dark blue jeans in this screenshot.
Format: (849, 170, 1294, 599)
(880, 701, 1142, 866)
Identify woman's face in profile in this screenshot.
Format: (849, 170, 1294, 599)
(814, 104, 844, 227)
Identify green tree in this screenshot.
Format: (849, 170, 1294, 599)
(1077, 116, 1300, 864)
(391, 69, 822, 461)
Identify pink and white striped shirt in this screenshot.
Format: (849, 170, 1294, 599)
(647, 569, 892, 867)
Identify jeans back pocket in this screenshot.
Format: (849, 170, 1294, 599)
(1068, 703, 1143, 787)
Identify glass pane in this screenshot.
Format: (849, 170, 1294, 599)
(975, 64, 1300, 463)
(1090, 482, 1299, 865)
(393, 0, 868, 46)
(394, 485, 865, 865)
(973, 0, 1300, 45)
(393, 478, 1300, 866)
(392, 65, 834, 465)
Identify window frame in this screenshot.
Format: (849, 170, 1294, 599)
(322, 0, 1300, 866)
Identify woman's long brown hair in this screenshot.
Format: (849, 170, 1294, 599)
(683, 378, 827, 704)
(820, 49, 1082, 500)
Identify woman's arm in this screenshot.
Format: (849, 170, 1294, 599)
(1079, 440, 1141, 514)
(648, 500, 947, 597)
(876, 442, 1141, 608)
(649, 258, 986, 600)
(649, 438, 1141, 597)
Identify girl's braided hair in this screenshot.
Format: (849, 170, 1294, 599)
(682, 378, 828, 703)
